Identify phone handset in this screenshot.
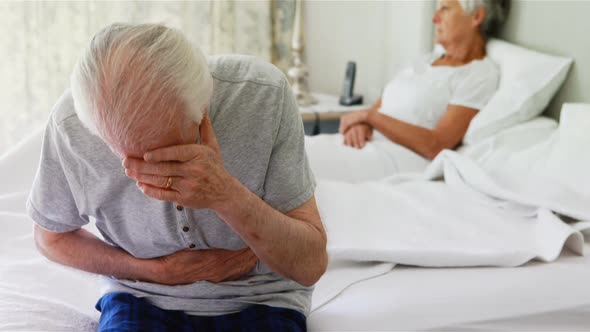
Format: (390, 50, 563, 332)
(339, 61, 363, 106)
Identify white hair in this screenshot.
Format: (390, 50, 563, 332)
(459, 0, 510, 38)
(71, 23, 213, 155)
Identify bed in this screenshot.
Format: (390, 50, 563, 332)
(306, 110, 590, 330)
(1, 110, 589, 331)
(2, 2, 590, 331)
(304, 1, 590, 329)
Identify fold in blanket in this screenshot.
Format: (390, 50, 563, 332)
(320, 150, 586, 265)
(312, 147, 589, 310)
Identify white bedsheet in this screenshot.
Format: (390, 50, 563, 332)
(311, 150, 589, 311)
(309, 243, 590, 331)
(0, 130, 100, 331)
(3, 207, 588, 331)
(0, 202, 100, 331)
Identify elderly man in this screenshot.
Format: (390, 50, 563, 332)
(27, 23, 327, 331)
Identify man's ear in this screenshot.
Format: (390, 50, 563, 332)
(471, 7, 486, 29)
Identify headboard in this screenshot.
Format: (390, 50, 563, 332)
(496, 0, 590, 120)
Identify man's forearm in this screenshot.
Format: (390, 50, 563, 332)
(34, 225, 157, 282)
(214, 183, 328, 287)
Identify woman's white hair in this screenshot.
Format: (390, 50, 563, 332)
(71, 23, 212, 155)
(459, 0, 510, 38)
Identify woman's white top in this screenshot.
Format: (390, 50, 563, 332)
(379, 51, 499, 130)
(305, 51, 500, 183)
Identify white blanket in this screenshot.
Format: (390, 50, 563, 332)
(0, 211, 100, 331)
(0, 133, 101, 331)
(318, 154, 584, 264)
(312, 106, 590, 310)
(0, 286, 98, 332)
(305, 134, 430, 182)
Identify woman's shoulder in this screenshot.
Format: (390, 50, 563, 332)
(465, 56, 499, 79)
(447, 56, 499, 90)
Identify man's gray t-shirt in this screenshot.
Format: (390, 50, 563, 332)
(26, 55, 317, 316)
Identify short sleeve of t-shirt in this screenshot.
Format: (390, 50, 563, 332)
(262, 79, 316, 212)
(26, 111, 89, 233)
(449, 58, 499, 110)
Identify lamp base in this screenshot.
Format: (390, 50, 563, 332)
(295, 91, 317, 107)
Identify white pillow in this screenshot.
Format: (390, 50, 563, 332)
(464, 38, 573, 144)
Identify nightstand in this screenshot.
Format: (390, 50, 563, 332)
(299, 93, 368, 135)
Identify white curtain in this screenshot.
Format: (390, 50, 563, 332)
(0, 0, 294, 156)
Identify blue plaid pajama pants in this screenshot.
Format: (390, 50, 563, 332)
(95, 292, 307, 332)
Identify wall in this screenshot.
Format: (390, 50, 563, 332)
(304, 0, 435, 105)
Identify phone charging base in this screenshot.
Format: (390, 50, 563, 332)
(339, 95, 363, 106)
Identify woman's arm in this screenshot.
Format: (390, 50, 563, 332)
(366, 104, 478, 159)
(343, 124, 373, 149)
(338, 98, 381, 134)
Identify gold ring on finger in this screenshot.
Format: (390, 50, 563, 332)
(165, 176, 173, 189)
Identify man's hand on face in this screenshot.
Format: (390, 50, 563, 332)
(123, 113, 257, 285)
(122, 113, 238, 211)
(152, 247, 258, 285)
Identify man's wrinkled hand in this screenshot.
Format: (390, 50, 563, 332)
(123, 113, 239, 210)
(152, 247, 258, 285)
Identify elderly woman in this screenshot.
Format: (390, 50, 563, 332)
(306, 0, 510, 182)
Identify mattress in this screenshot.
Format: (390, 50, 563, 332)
(309, 243, 590, 331)
(2, 210, 588, 331)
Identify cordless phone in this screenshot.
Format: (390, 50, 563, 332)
(339, 61, 363, 106)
